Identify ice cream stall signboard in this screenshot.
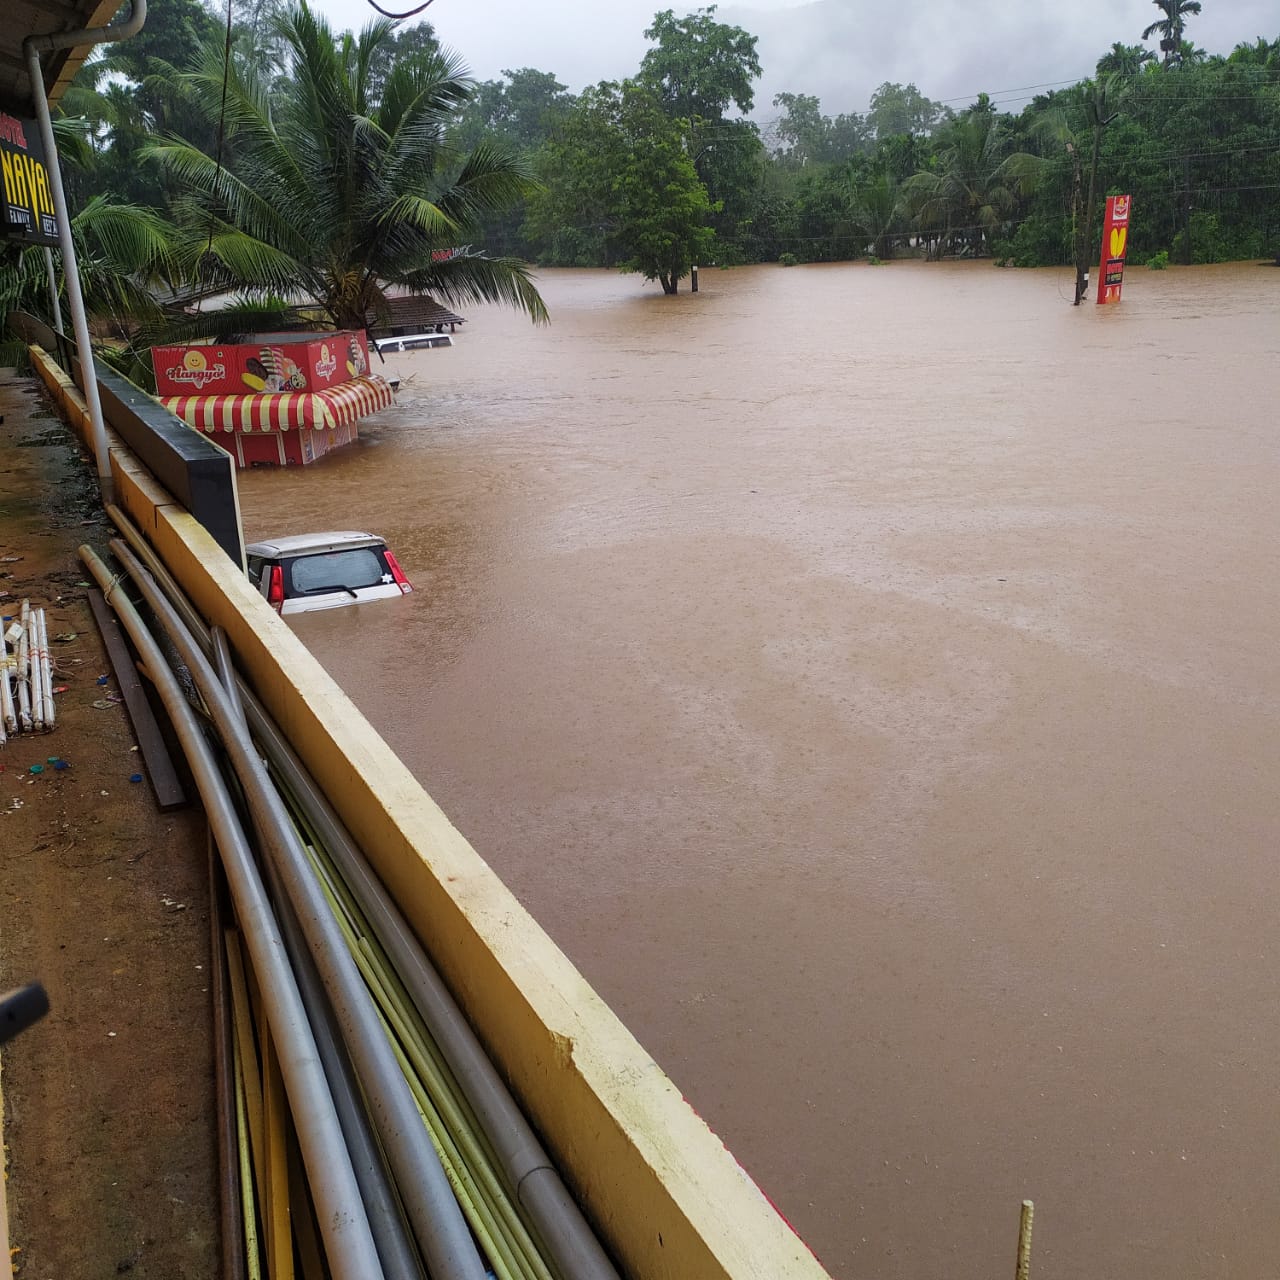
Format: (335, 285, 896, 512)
(153, 332, 371, 398)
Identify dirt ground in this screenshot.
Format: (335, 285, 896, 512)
(0, 375, 217, 1278)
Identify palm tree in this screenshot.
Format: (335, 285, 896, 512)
(1142, 0, 1203, 66)
(0, 195, 176, 334)
(903, 111, 1037, 258)
(146, 2, 546, 332)
(1096, 43, 1156, 76)
(851, 172, 902, 260)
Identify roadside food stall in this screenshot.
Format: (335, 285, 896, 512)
(153, 330, 394, 467)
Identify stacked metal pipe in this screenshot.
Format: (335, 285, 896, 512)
(82, 517, 622, 1280)
(0, 600, 55, 744)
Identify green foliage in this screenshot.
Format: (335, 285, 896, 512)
(56, 0, 1280, 294)
(1146, 249, 1170, 268)
(1172, 212, 1269, 264)
(639, 6, 761, 120)
(1142, 0, 1202, 64)
(867, 82, 948, 140)
(145, 1, 545, 329)
(0, 197, 175, 331)
(453, 67, 574, 154)
(526, 80, 715, 291)
(903, 110, 1038, 257)
(635, 7, 765, 247)
(778, 252, 797, 267)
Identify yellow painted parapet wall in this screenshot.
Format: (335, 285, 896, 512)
(32, 347, 832, 1279)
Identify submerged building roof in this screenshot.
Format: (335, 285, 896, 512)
(365, 295, 466, 335)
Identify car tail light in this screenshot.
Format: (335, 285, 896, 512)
(384, 551, 413, 594)
(266, 564, 285, 610)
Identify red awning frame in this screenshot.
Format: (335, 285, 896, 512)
(163, 375, 394, 434)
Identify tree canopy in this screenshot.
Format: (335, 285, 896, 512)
(145, 1, 546, 331)
(11, 0, 1278, 335)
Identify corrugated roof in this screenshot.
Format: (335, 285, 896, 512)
(365, 295, 466, 334)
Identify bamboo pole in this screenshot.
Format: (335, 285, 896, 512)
(1015, 1200, 1034, 1280)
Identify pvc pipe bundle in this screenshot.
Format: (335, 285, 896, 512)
(0, 600, 54, 742)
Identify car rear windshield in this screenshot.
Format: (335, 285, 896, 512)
(288, 547, 386, 595)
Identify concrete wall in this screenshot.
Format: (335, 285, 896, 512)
(32, 348, 831, 1280)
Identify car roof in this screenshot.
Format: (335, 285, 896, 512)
(244, 531, 386, 557)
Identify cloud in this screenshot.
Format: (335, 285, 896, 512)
(316, 0, 1279, 116)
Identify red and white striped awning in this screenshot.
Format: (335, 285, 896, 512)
(163, 375, 394, 434)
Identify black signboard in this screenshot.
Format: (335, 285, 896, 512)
(0, 113, 59, 247)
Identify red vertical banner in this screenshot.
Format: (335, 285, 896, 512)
(1096, 194, 1133, 305)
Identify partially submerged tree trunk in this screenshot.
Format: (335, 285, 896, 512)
(659, 273, 678, 294)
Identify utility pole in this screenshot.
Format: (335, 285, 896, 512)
(1180, 154, 1193, 264)
(1078, 117, 1104, 304)
(1069, 142, 1086, 304)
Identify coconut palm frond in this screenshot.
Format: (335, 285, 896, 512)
(203, 228, 306, 294)
(437, 142, 539, 225)
(74, 196, 176, 278)
(145, 139, 313, 258)
(400, 250, 548, 323)
(377, 194, 456, 238)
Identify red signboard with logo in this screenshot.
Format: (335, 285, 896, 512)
(152, 331, 371, 397)
(1096, 194, 1132, 305)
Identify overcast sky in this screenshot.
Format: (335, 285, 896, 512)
(313, 0, 1278, 117)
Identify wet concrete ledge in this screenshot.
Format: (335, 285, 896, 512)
(29, 345, 831, 1279)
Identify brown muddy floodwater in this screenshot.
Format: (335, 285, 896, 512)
(238, 261, 1280, 1280)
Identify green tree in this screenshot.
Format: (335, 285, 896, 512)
(639, 5, 763, 250)
(867, 82, 947, 139)
(852, 171, 903, 260)
(527, 81, 714, 290)
(1096, 42, 1156, 75)
(771, 92, 826, 167)
(0, 196, 175, 334)
(1142, 0, 1203, 65)
(454, 67, 573, 153)
(364, 20, 439, 103)
(146, 2, 546, 331)
(640, 6, 760, 120)
(1227, 36, 1280, 69)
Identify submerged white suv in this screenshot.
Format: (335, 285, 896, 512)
(245, 532, 413, 615)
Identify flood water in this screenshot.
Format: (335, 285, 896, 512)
(238, 261, 1280, 1280)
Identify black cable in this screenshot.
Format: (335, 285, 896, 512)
(364, 0, 435, 18)
(195, 0, 235, 317)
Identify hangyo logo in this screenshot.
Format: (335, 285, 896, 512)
(314, 342, 338, 380)
(166, 349, 226, 390)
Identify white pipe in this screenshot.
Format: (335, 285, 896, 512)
(16, 601, 31, 732)
(43, 247, 63, 334)
(0, 625, 14, 737)
(28, 607, 43, 732)
(23, 1, 148, 505)
(37, 609, 54, 731)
